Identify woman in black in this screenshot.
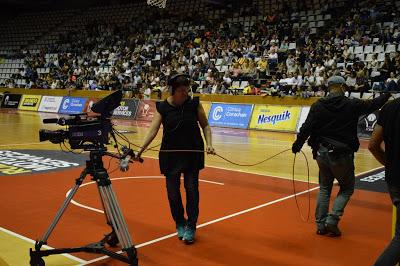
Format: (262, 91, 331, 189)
(137, 74, 215, 244)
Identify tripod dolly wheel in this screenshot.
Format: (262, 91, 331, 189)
(105, 231, 119, 247)
(30, 258, 45, 266)
(30, 255, 45, 266)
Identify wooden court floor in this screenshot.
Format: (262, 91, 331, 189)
(0, 109, 393, 266)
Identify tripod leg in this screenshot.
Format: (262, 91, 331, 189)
(105, 186, 133, 246)
(99, 186, 128, 246)
(98, 185, 138, 265)
(35, 170, 88, 249)
(96, 186, 119, 247)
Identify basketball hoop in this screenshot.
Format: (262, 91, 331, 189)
(147, 0, 167, 8)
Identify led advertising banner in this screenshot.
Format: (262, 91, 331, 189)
(249, 105, 301, 132)
(1, 94, 21, 108)
(58, 97, 87, 114)
(208, 103, 253, 129)
(38, 96, 63, 113)
(18, 95, 42, 111)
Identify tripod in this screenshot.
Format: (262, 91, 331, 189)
(30, 148, 138, 266)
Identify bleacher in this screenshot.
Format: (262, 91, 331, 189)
(0, 0, 399, 97)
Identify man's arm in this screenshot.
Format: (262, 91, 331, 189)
(368, 124, 385, 165)
(355, 93, 391, 116)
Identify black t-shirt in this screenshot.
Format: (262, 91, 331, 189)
(156, 96, 204, 175)
(377, 98, 400, 186)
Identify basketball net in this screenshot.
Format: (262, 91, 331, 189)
(147, 0, 167, 8)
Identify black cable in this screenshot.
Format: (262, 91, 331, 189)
(292, 151, 311, 222)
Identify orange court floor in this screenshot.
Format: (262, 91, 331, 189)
(0, 109, 393, 266)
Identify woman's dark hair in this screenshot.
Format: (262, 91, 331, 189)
(168, 74, 190, 88)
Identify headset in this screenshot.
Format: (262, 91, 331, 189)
(168, 73, 191, 96)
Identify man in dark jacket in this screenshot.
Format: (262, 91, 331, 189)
(292, 75, 390, 236)
(369, 98, 400, 266)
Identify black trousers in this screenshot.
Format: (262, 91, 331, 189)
(165, 170, 199, 229)
(374, 184, 400, 266)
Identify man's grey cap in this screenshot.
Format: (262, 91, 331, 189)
(327, 75, 346, 85)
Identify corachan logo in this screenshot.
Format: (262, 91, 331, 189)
(212, 106, 223, 120)
(62, 99, 70, 109)
(0, 150, 83, 175)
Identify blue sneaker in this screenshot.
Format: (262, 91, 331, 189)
(183, 227, 196, 244)
(176, 224, 186, 240)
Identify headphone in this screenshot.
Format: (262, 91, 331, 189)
(168, 73, 191, 95)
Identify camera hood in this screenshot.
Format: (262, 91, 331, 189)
(91, 90, 123, 117)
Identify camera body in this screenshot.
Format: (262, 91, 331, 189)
(39, 90, 122, 150)
(39, 116, 112, 149)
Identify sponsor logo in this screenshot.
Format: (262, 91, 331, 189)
(360, 171, 384, 183)
(355, 169, 387, 193)
(59, 97, 87, 114)
(2, 94, 22, 108)
(22, 97, 39, 107)
(62, 98, 70, 109)
(208, 103, 253, 129)
(113, 104, 132, 117)
(112, 99, 139, 119)
(367, 113, 377, 122)
(257, 110, 291, 125)
(212, 106, 223, 120)
(0, 150, 80, 175)
(38, 96, 63, 113)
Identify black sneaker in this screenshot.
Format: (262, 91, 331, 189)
(316, 227, 328, 235)
(325, 223, 342, 237)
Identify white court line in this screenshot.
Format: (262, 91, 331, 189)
(69, 176, 224, 213)
(79, 183, 320, 265)
(0, 227, 87, 264)
(78, 166, 384, 265)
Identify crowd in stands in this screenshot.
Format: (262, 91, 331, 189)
(1, 0, 400, 98)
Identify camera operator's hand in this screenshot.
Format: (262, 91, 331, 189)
(206, 145, 216, 155)
(133, 151, 144, 163)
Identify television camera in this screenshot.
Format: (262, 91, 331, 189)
(39, 90, 122, 150)
(31, 90, 141, 266)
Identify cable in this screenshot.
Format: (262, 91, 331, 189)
(145, 143, 161, 152)
(214, 148, 291, 167)
(113, 130, 312, 221)
(292, 151, 311, 222)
